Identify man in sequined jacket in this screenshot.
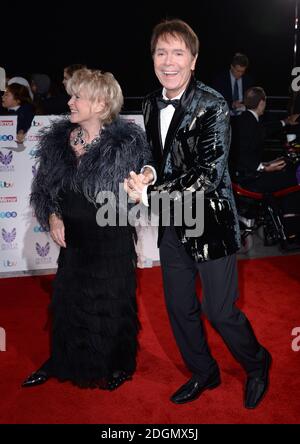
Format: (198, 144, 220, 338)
(125, 19, 271, 409)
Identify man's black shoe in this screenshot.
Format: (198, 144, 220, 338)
(170, 371, 221, 404)
(22, 370, 49, 388)
(244, 350, 272, 409)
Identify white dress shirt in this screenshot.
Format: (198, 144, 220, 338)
(230, 71, 245, 116)
(160, 88, 185, 148)
(230, 71, 243, 102)
(141, 88, 185, 206)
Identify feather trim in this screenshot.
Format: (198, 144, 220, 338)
(30, 117, 152, 228)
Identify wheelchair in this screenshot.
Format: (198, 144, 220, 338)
(232, 182, 300, 254)
(231, 137, 300, 253)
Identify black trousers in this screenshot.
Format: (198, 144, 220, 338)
(160, 226, 266, 380)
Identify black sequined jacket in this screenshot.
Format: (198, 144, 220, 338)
(143, 76, 241, 262)
(30, 117, 152, 229)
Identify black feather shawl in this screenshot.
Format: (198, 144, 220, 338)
(30, 116, 152, 228)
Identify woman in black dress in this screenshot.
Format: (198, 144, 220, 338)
(22, 68, 152, 390)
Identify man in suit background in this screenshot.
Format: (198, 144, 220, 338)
(230, 86, 299, 191)
(230, 86, 300, 245)
(212, 53, 253, 116)
(125, 19, 271, 409)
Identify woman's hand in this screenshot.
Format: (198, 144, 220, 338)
(124, 171, 147, 203)
(49, 213, 66, 248)
(16, 130, 25, 144)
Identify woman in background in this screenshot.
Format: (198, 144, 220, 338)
(2, 83, 35, 143)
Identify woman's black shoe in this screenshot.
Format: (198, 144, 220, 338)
(106, 371, 132, 391)
(22, 370, 49, 388)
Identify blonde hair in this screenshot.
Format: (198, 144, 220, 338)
(66, 68, 124, 124)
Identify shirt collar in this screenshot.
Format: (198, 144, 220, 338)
(162, 88, 185, 101)
(8, 105, 20, 111)
(230, 71, 240, 83)
(248, 109, 259, 121)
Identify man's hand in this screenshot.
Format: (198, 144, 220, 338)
(124, 171, 147, 203)
(264, 158, 286, 172)
(232, 100, 245, 110)
(284, 114, 300, 126)
(49, 213, 66, 248)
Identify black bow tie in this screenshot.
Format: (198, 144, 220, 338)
(156, 97, 180, 110)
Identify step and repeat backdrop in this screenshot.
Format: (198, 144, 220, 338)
(0, 115, 159, 274)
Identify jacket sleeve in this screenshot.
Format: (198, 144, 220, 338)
(147, 98, 231, 198)
(232, 114, 261, 173)
(130, 123, 154, 172)
(30, 129, 63, 229)
(17, 104, 35, 133)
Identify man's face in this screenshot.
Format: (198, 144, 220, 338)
(153, 34, 197, 99)
(230, 64, 247, 80)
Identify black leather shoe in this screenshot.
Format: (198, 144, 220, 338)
(170, 371, 221, 404)
(22, 370, 49, 388)
(244, 350, 272, 409)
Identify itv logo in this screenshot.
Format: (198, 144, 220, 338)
(3, 260, 17, 267)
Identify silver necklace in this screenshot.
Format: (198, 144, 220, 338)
(73, 127, 102, 152)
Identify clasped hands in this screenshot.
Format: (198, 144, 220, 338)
(124, 167, 154, 203)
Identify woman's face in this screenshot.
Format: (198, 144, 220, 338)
(68, 88, 104, 125)
(2, 89, 19, 108)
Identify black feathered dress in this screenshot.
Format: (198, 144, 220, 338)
(30, 117, 152, 388)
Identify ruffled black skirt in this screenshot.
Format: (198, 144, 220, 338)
(46, 190, 139, 388)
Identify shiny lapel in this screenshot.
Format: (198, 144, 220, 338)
(160, 76, 197, 173)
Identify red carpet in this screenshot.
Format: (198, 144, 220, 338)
(0, 255, 300, 424)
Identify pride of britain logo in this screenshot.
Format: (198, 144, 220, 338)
(0, 151, 14, 172)
(35, 241, 51, 265)
(1, 228, 18, 251)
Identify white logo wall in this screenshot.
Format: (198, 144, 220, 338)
(0, 115, 159, 274)
(0, 115, 60, 273)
